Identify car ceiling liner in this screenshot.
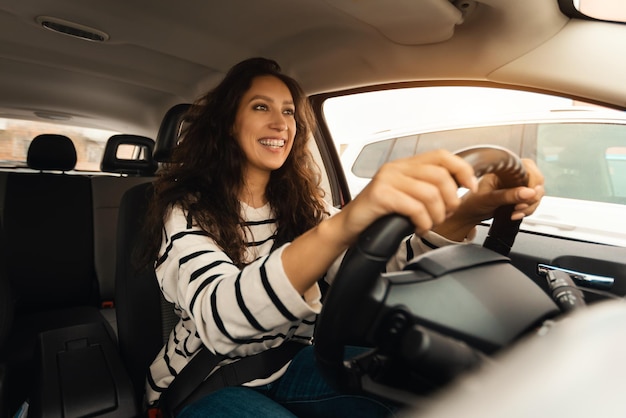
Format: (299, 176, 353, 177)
(324, 0, 477, 45)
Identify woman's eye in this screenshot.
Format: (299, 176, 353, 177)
(283, 108, 295, 116)
(253, 104, 268, 111)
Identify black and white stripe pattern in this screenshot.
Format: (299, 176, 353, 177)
(146, 202, 466, 404)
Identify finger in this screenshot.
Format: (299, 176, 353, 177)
(521, 158, 545, 189)
(376, 173, 452, 226)
(435, 151, 478, 192)
(366, 185, 442, 233)
(400, 150, 478, 192)
(513, 185, 545, 218)
(375, 159, 463, 215)
(402, 165, 463, 214)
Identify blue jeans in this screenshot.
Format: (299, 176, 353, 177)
(178, 346, 400, 417)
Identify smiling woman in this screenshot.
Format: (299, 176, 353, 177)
(2, 0, 626, 417)
(232, 75, 297, 185)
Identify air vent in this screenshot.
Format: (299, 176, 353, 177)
(36, 16, 109, 42)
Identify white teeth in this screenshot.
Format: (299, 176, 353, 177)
(259, 139, 285, 148)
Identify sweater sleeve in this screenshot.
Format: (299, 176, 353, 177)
(156, 206, 321, 357)
(386, 229, 475, 272)
(322, 202, 474, 283)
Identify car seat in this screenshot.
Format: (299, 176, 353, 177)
(0, 220, 13, 418)
(2, 134, 118, 415)
(94, 134, 158, 335)
(115, 104, 190, 404)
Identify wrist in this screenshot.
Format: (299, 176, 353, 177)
(432, 217, 477, 242)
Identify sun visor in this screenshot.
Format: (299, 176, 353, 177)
(325, 0, 471, 45)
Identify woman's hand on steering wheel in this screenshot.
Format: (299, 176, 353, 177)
(444, 159, 544, 225)
(434, 158, 545, 241)
(342, 149, 478, 239)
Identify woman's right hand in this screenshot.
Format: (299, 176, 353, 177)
(339, 149, 478, 242)
(283, 149, 476, 294)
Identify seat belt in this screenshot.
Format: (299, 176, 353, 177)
(157, 230, 310, 417)
(159, 341, 306, 418)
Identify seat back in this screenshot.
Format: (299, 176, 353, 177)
(115, 104, 189, 400)
(4, 134, 97, 312)
(93, 135, 157, 305)
(0, 220, 13, 352)
(116, 182, 172, 399)
(2, 134, 113, 414)
(0, 217, 13, 415)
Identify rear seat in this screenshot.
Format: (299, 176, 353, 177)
(0, 133, 142, 417)
(1, 134, 117, 415)
(4, 134, 98, 312)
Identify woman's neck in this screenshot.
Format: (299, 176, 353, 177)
(239, 170, 269, 209)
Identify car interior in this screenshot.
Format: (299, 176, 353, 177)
(1, 0, 626, 417)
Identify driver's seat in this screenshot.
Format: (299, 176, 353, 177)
(115, 104, 190, 404)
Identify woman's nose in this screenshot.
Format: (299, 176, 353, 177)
(269, 113, 288, 131)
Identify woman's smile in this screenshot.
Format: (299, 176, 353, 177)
(258, 137, 287, 149)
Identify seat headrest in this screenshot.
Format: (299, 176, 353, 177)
(27, 134, 77, 171)
(100, 134, 158, 176)
(154, 103, 190, 163)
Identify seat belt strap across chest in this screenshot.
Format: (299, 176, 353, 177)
(159, 341, 306, 417)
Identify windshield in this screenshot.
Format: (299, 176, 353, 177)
(323, 86, 626, 247)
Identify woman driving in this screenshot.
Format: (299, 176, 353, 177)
(141, 57, 544, 417)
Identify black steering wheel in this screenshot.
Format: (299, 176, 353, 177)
(314, 145, 535, 400)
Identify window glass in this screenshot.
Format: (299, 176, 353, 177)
(388, 135, 418, 162)
(352, 139, 393, 178)
(0, 117, 118, 172)
(416, 125, 521, 154)
(572, 0, 626, 23)
(606, 147, 626, 199)
(536, 123, 626, 204)
(323, 86, 626, 247)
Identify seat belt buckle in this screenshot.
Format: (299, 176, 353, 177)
(147, 407, 163, 418)
(101, 300, 115, 309)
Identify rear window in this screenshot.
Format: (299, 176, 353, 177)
(0, 118, 118, 172)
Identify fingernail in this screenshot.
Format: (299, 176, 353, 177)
(511, 212, 525, 221)
(469, 176, 478, 191)
(517, 188, 535, 199)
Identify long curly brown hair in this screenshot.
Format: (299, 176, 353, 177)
(140, 57, 327, 268)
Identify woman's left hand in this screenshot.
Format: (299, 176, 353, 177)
(432, 158, 545, 241)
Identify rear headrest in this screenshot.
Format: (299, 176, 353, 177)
(100, 134, 158, 176)
(154, 103, 190, 163)
(27, 134, 77, 171)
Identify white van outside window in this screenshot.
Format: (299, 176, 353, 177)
(323, 86, 626, 247)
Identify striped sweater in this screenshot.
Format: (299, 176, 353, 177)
(146, 201, 465, 404)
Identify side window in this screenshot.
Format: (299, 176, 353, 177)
(351, 126, 521, 180)
(416, 125, 522, 154)
(388, 135, 418, 162)
(536, 123, 626, 204)
(607, 147, 626, 201)
(352, 139, 393, 178)
(351, 135, 419, 178)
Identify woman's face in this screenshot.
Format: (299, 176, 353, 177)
(232, 75, 296, 178)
